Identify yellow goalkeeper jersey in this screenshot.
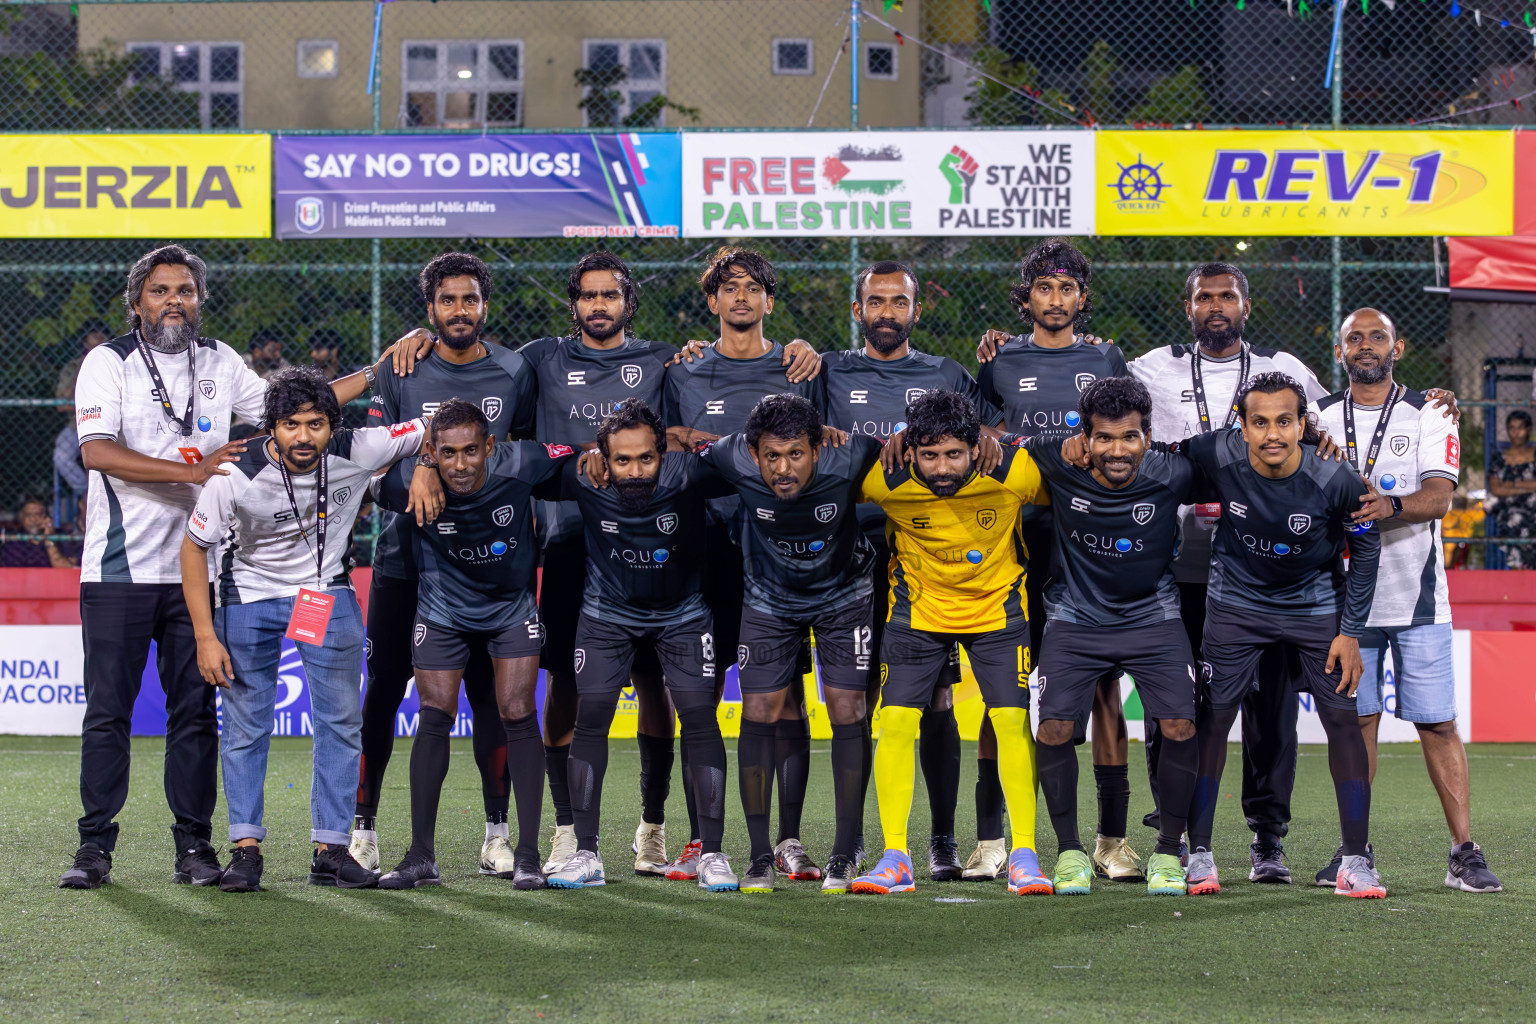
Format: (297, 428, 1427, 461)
(860, 446, 1047, 634)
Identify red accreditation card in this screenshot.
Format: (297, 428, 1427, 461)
(285, 588, 335, 646)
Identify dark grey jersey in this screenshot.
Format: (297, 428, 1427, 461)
(702, 433, 881, 618)
(1176, 429, 1381, 636)
(375, 441, 570, 632)
(1024, 434, 1203, 629)
(518, 334, 679, 545)
(555, 453, 732, 627)
(978, 335, 1129, 438)
(369, 343, 538, 579)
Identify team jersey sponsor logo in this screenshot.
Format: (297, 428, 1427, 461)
(1069, 529, 1143, 555)
(601, 520, 619, 533)
(706, 400, 725, 415)
(191, 509, 210, 530)
(756, 508, 775, 520)
(450, 540, 512, 563)
(1379, 474, 1396, 490)
(1390, 434, 1410, 457)
(78, 405, 102, 422)
(1239, 532, 1300, 557)
(621, 364, 643, 388)
(910, 514, 932, 529)
(493, 505, 515, 527)
(815, 503, 837, 523)
(1288, 513, 1312, 535)
(389, 421, 419, 438)
(436, 522, 457, 534)
(332, 487, 351, 505)
(976, 508, 997, 529)
(482, 396, 503, 421)
(1018, 377, 1038, 392)
(849, 389, 869, 404)
(177, 447, 203, 465)
(1132, 502, 1156, 525)
(656, 513, 677, 534)
(197, 416, 211, 432)
(198, 379, 217, 398)
(573, 648, 586, 674)
(568, 371, 586, 386)
(1069, 497, 1091, 513)
(1228, 502, 1248, 518)
(1075, 372, 1096, 391)
(1446, 435, 1460, 468)
(544, 443, 575, 458)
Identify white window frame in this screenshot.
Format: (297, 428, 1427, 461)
(772, 37, 814, 76)
(581, 38, 668, 126)
(126, 41, 244, 129)
(297, 39, 339, 79)
(864, 41, 898, 81)
(399, 38, 525, 128)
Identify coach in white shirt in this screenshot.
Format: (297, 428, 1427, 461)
(181, 367, 426, 893)
(1312, 307, 1501, 894)
(61, 245, 413, 890)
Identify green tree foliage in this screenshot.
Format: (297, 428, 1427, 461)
(0, 43, 199, 131)
(574, 64, 699, 128)
(1080, 41, 1119, 124)
(963, 46, 1075, 127)
(1132, 65, 1212, 125)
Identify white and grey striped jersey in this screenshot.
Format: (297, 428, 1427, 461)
(1128, 342, 1328, 584)
(186, 421, 425, 606)
(74, 332, 267, 585)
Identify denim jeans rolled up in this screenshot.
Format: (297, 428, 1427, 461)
(215, 590, 365, 845)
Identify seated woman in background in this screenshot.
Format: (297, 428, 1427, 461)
(1489, 409, 1536, 569)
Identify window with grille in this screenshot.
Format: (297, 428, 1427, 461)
(400, 39, 524, 128)
(127, 42, 244, 128)
(582, 39, 668, 126)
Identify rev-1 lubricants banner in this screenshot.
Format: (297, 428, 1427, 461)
(1097, 129, 1513, 236)
(274, 133, 681, 239)
(0, 134, 271, 238)
(682, 130, 1096, 236)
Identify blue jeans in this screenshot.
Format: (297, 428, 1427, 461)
(215, 590, 365, 845)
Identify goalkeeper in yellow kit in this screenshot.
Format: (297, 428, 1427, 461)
(854, 388, 1053, 895)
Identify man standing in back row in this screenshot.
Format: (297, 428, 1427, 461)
(1311, 307, 1500, 893)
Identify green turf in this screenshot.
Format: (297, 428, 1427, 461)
(1, 736, 1533, 1022)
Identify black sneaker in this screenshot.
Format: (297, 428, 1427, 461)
(1445, 842, 1502, 893)
(379, 850, 442, 890)
(512, 848, 547, 891)
(219, 845, 264, 893)
(59, 843, 112, 889)
(173, 839, 223, 886)
(309, 844, 379, 889)
(1314, 842, 1372, 888)
(1248, 835, 1292, 884)
(929, 834, 962, 881)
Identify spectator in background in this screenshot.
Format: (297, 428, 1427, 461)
(2, 496, 77, 568)
(1488, 410, 1536, 569)
(56, 321, 112, 400)
(54, 404, 89, 496)
(245, 328, 291, 380)
(308, 329, 346, 383)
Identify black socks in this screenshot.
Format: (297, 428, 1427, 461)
(919, 707, 961, 837)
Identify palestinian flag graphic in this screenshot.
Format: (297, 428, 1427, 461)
(821, 144, 904, 196)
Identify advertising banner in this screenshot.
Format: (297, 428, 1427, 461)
(682, 130, 1096, 236)
(0, 134, 270, 238)
(274, 133, 681, 239)
(1097, 130, 1513, 236)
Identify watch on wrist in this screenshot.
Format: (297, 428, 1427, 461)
(1388, 495, 1403, 519)
(362, 363, 378, 393)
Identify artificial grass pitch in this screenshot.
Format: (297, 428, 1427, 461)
(0, 736, 1533, 1023)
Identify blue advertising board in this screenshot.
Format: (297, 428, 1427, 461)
(274, 133, 681, 239)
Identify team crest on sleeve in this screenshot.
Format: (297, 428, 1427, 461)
(1288, 513, 1312, 535)
(1132, 502, 1155, 525)
(573, 649, 586, 674)
(1446, 435, 1460, 468)
(622, 364, 643, 388)
(482, 396, 503, 421)
(493, 504, 515, 527)
(1389, 435, 1409, 457)
(332, 487, 352, 505)
(815, 503, 838, 523)
(1075, 373, 1096, 392)
(905, 387, 926, 406)
(545, 443, 575, 458)
(976, 508, 997, 529)
(198, 379, 217, 398)
(656, 513, 678, 534)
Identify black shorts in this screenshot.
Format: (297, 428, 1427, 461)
(880, 615, 1031, 710)
(868, 535, 960, 691)
(413, 614, 544, 671)
(1037, 619, 1197, 742)
(738, 597, 873, 694)
(574, 613, 716, 696)
(1201, 600, 1356, 712)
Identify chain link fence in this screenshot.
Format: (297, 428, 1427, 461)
(1, 0, 1532, 557)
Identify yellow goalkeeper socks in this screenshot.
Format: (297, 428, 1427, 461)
(988, 705, 1039, 851)
(872, 704, 922, 853)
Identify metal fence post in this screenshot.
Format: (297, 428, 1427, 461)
(1329, 4, 1344, 390)
(370, 7, 383, 361)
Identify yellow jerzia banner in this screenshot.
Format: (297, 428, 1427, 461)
(1097, 130, 1512, 236)
(0, 134, 271, 238)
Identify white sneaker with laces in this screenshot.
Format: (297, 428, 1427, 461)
(547, 849, 607, 888)
(697, 851, 739, 892)
(349, 829, 379, 873)
(634, 821, 668, 876)
(543, 824, 578, 874)
(479, 834, 517, 878)
(962, 838, 1007, 881)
